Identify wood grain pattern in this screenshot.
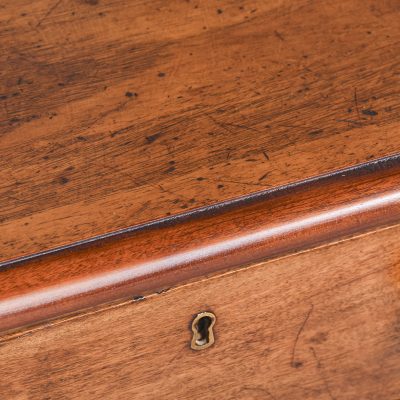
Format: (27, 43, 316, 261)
(1, 156, 400, 333)
(1, 0, 400, 261)
(1, 223, 399, 399)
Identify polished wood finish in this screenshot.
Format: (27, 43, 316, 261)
(1, 224, 399, 399)
(1, 157, 400, 333)
(1, 0, 400, 262)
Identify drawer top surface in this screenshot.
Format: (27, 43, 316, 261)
(1, 0, 400, 262)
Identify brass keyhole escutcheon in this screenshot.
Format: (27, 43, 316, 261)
(191, 312, 216, 350)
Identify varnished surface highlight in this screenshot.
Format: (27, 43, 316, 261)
(1, 225, 399, 399)
(1, 0, 400, 261)
(1, 157, 400, 333)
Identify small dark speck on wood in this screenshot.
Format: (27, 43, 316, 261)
(158, 72, 166, 77)
(146, 132, 162, 144)
(59, 177, 69, 185)
(309, 129, 324, 137)
(274, 30, 285, 41)
(362, 109, 378, 116)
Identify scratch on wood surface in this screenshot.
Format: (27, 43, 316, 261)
(354, 88, 361, 121)
(310, 346, 336, 400)
(242, 385, 277, 400)
(36, 0, 63, 27)
(290, 304, 314, 368)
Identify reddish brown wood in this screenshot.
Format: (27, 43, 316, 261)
(1, 156, 400, 333)
(1, 0, 400, 261)
(1, 223, 399, 399)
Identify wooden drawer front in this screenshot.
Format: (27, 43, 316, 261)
(1, 224, 399, 399)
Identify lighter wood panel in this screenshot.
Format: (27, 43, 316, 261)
(1, 224, 399, 399)
(1, 0, 400, 260)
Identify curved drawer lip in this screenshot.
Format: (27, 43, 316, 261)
(1, 153, 400, 333)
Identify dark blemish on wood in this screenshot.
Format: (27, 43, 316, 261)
(347, 108, 352, 113)
(58, 82, 65, 87)
(0, 95, 7, 100)
(181, 204, 188, 209)
(146, 132, 161, 144)
(169, 160, 175, 165)
(262, 151, 270, 160)
(308, 129, 324, 137)
(165, 166, 176, 173)
(258, 172, 270, 181)
(84, 0, 99, 5)
(274, 30, 285, 41)
(98, 12, 105, 16)
(158, 72, 166, 77)
(65, 166, 74, 172)
(9, 117, 21, 124)
(156, 288, 170, 294)
(217, 184, 224, 189)
(217, 8, 223, 14)
(20, 12, 28, 16)
(43, 155, 50, 160)
(309, 332, 328, 344)
(189, 198, 196, 204)
(59, 177, 69, 185)
(133, 295, 145, 301)
(172, 199, 180, 204)
(76, 136, 87, 141)
(362, 108, 378, 116)
(292, 361, 303, 368)
(125, 91, 137, 98)
(196, 177, 205, 181)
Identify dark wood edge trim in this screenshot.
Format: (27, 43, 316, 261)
(2, 153, 399, 269)
(1, 154, 400, 333)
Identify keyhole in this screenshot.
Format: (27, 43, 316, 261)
(191, 312, 216, 350)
